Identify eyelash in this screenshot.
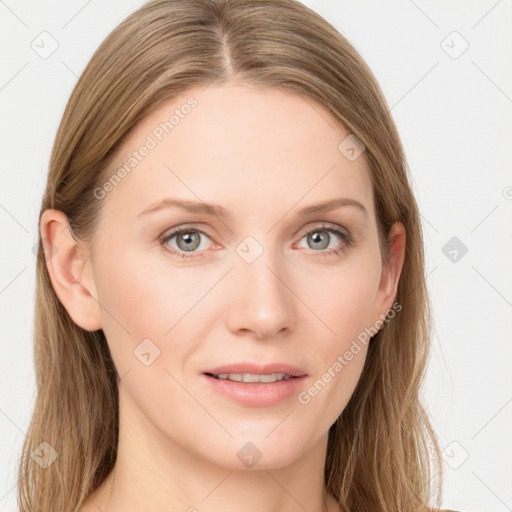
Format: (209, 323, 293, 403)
(159, 223, 354, 260)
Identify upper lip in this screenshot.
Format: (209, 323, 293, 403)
(203, 362, 308, 378)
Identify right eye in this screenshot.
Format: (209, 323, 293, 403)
(160, 227, 215, 259)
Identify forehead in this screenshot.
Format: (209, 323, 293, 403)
(99, 81, 374, 222)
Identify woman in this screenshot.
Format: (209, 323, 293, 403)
(18, 1, 457, 511)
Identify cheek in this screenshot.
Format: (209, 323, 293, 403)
(310, 260, 381, 344)
(87, 241, 380, 463)
(300, 262, 379, 410)
(93, 248, 218, 375)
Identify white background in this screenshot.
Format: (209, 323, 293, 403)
(1, 1, 511, 511)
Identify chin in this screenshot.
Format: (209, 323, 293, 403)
(196, 434, 311, 471)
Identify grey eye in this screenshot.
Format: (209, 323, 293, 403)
(305, 230, 331, 250)
(175, 231, 202, 252)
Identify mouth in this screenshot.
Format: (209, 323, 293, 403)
(201, 363, 308, 407)
(202, 362, 307, 381)
(204, 372, 298, 383)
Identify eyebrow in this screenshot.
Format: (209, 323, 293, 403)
(137, 197, 368, 219)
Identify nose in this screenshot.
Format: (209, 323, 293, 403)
(224, 247, 297, 340)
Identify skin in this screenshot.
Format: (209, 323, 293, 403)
(41, 81, 405, 512)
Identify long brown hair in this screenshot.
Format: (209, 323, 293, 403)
(19, 0, 444, 510)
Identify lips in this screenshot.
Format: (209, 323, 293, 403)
(203, 362, 308, 379)
(201, 362, 308, 407)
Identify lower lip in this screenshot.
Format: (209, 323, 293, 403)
(202, 374, 307, 407)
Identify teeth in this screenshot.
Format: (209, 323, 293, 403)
(215, 372, 291, 383)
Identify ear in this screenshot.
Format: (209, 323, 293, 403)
(371, 221, 406, 327)
(39, 209, 102, 331)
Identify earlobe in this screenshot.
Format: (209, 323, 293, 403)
(40, 209, 102, 332)
(372, 222, 406, 326)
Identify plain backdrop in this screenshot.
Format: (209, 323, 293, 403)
(1, 1, 511, 511)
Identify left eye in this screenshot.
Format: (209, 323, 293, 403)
(160, 223, 353, 260)
(297, 225, 351, 255)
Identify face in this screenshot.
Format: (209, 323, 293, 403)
(67, 81, 403, 470)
